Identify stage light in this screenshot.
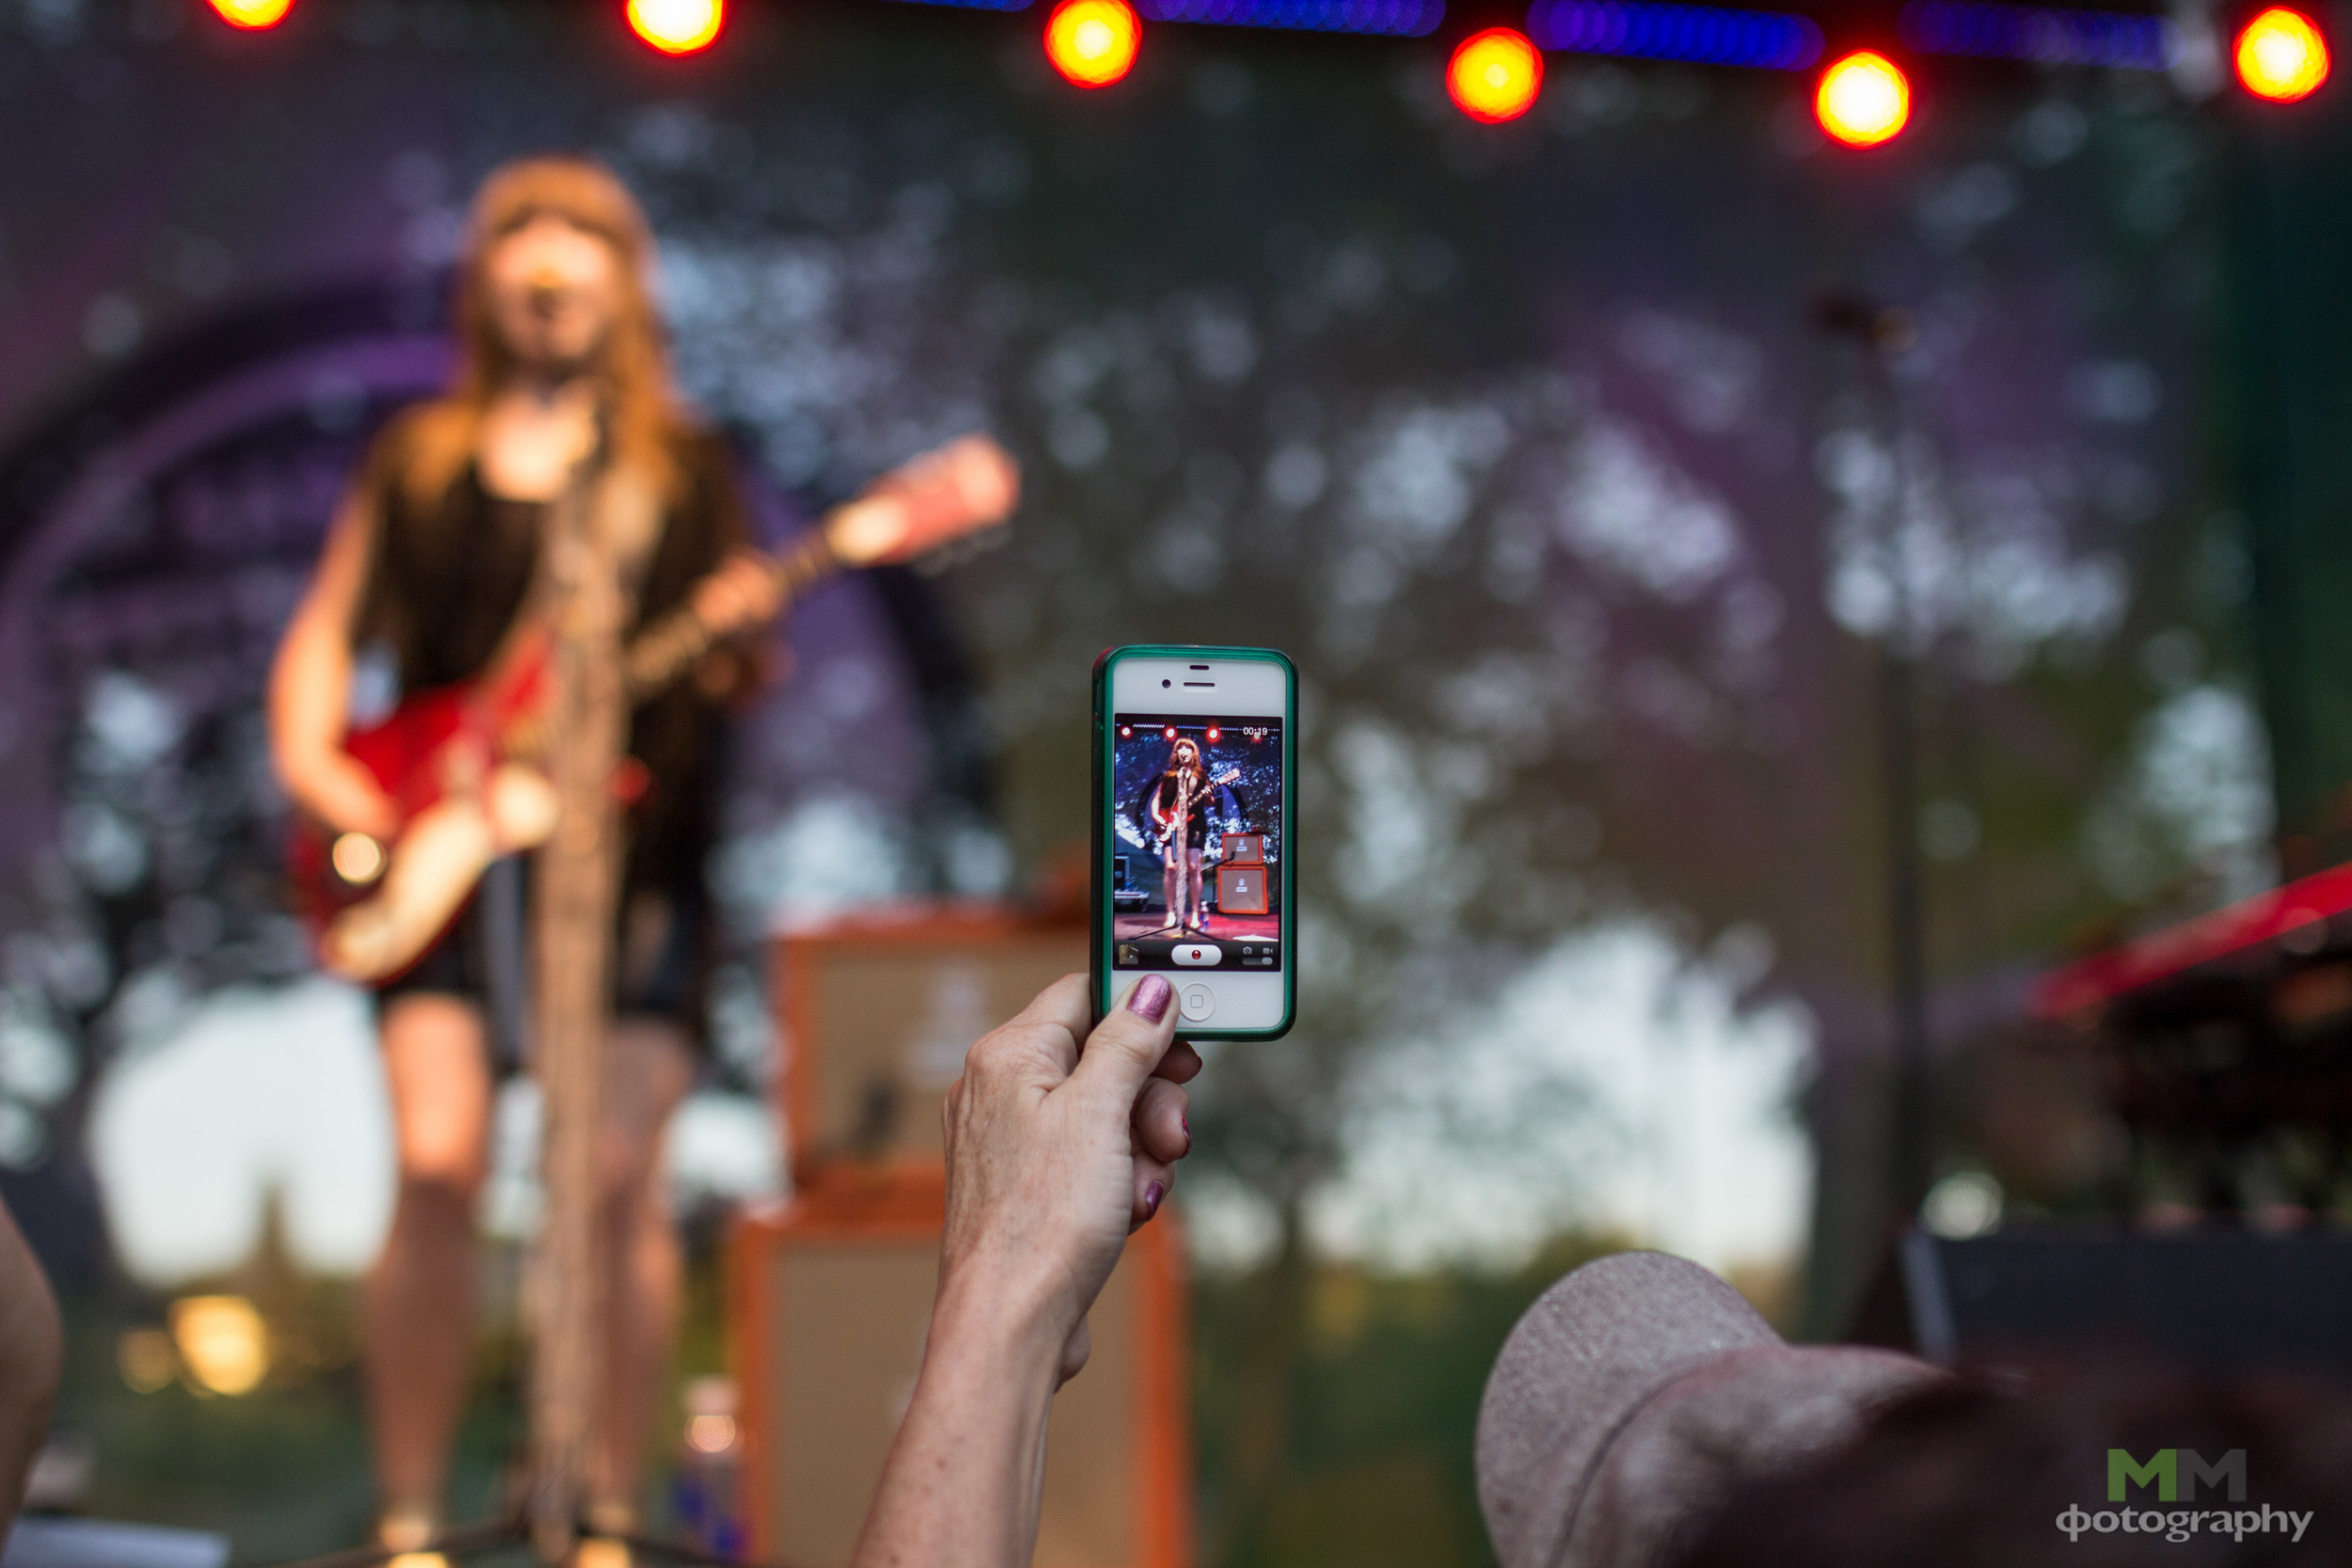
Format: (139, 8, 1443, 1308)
(1527, 0, 1823, 71)
(1120, 724, 1133, 737)
(207, 0, 293, 26)
(2235, 7, 2328, 101)
(1449, 28, 1545, 122)
(1046, 0, 1142, 87)
(1165, 726, 1179, 739)
(1207, 726, 1222, 742)
(1816, 50, 1911, 146)
(627, 0, 723, 55)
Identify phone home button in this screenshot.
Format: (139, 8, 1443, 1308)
(1172, 943, 1221, 967)
(1178, 983, 1216, 1022)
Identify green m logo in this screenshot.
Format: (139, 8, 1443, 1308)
(2108, 1449, 2248, 1502)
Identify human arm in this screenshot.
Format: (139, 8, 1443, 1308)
(849, 973, 1200, 1568)
(267, 489, 397, 839)
(1142, 777, 1180, 848)
(0, 1198, 61, 1532)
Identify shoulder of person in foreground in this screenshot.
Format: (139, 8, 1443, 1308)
(1476, 1249, 1944, 1568)
(1677, 1349, 2352, 1566)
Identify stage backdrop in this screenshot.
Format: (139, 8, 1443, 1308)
(0, 0, 2275, 1558)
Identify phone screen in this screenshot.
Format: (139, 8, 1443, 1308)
(1108, 713, 1285, 974)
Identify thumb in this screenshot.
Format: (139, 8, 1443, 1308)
(1068, 974, 1180, 1105)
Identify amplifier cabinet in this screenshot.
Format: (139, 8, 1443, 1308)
(729, 1180, 1192, 1568)
(1213, 865, 1268, 916)
(1218, 832, 1265, 866)
(776, 908, 1087, 1177)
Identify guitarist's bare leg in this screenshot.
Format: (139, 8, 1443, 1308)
(1160, 847, 1185, 936)
(363, 994, 494, 1533)
(583, 1018, 692, 1525)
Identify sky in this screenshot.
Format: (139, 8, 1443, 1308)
(89, 975, 780, 1282)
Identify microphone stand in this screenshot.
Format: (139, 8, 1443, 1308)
(1813, 293, 1935, 1226)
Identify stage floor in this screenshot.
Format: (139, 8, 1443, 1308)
(1114, 911, 1281, 942)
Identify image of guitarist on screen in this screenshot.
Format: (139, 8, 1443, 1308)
(1132, 736, 1252, 937)
(265, 156, 1014, 1560)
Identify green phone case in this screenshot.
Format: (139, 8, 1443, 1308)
(1090, 644, 1297, 1039)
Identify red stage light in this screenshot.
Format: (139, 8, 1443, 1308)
(1045, 0, 1141, 87)
(1448, 28, 1544, 122)
(1120, 725, 1133, 738)
(627, 0, 723, 55)
(1207, 726, 1221, 743)
(2236, 7, 2329, 101)
(1816, 50, 1911, 147)
(208, 0, 293, 26)
(1164, 726, 1178, 740)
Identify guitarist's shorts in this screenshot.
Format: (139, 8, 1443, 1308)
(375, 857, 707, 1069)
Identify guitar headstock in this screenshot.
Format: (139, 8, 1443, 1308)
(825, 434, 1021, 567)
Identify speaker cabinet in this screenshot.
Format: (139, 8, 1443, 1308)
(776, 909, 1087, 1179)
(730, 1178, 1193, 1568)
(1893, 1227, 2352, 1378)
(1218, 832, 1265, 866)
(1213, 865, 1268, 916)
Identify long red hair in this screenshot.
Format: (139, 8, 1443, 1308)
(401, 154, 687, 507)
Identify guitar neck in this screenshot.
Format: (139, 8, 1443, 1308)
(619, 527, 838, 701)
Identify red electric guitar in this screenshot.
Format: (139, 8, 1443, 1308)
(289, 433, 1019, 983)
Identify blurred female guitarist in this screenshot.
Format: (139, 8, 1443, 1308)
(267, 157, 778, 1561)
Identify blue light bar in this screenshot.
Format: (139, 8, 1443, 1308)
(1899, 0, 2169, 68)
(1137, 0, 1445, 34)
(1526, 0, 1823, 70)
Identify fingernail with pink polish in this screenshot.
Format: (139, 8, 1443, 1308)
(1128, 974, 1172, 1023)
(1144, 1181, 1166, 1217)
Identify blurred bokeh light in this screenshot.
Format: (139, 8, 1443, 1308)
(168, 1295, 269, 1397)
(1816, 49, 1913, 145)
(628, 0, 725, 56)
(1899, 0, 2169, 69)
(2235, 7, 2329, 102)
(1526, 0, 1822, 71)
(116, 1328, 177, 1395)
(1447, 28, 1545, 122)
(1046, 0, 1143, 87)
(207, 0, 294, 27)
